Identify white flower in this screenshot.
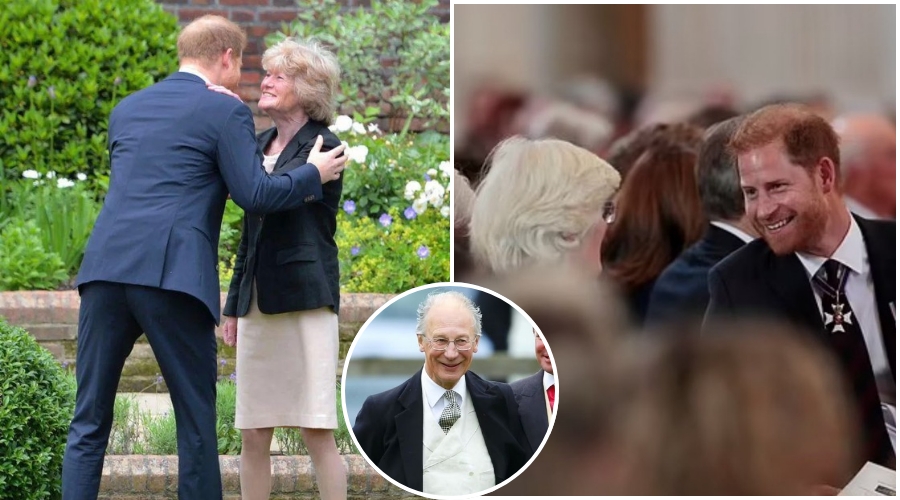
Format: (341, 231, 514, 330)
(424, 179, 445, 199)
(347, 145, 369, 164)
(404, 180, 422, 201)
(46, 171, 57, 179)
(333, 115, 353, 133)
(57, 178, 75, 189)
(351, 122, 366, 135)
(22, 170, 39, 179)
(427, 168, 437, 177)
(367, 123, 380, 134)
(76, 173, 87, 181)
(427, 190, 444, 208)
(412, 197, 428, 214)
(439, 161, 451, 178)
(440, 206, 450, 218)
(33, 180, 44, 186)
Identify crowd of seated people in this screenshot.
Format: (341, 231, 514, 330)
(455, 81, 896, 495)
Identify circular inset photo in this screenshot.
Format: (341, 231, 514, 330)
(342, 283, 558, 498)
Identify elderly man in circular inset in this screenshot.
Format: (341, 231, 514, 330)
(353, 291, 530, 496)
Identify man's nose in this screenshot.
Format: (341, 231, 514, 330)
(442, 345, 461, 359)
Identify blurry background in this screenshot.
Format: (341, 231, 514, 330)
(454, 4, 895, 171)
(343, 285, 540, 425)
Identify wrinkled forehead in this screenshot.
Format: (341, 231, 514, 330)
(425, 300, 476, 338)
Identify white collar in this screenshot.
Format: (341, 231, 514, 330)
(795, 213, 866, 281)
(178, 65, 212, 85)
(542, 371, 555, 391)
(710, 220, 755, 244)
(421, 367, 466, 409)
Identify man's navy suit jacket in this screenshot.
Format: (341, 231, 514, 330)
(510, 370, 549, 453)
(352, 369, 530, 492)
(77, 73, 325, 323)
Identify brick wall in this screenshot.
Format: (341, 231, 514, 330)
(155, 0, 450, 132)
(0, 291, 392, 392)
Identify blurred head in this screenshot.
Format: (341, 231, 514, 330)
(177, 15, 246, 89)
(260, 38, 340, 124)
(484, 265, 632, 496)
(415, 292, 482, 390)
(730, 104, 843, 256)
(697, 116, 758, 237)
(471, 137, 620, 275)
(534, 329, 552, 374)
(607, 322, 859, 495)
(602, 124, 706, 292)
(832, 114, 896, 218)
(605, 122, 703, 181)
(687, 105, 741, 131)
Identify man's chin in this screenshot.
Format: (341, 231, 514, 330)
(763, 235, 799, 256)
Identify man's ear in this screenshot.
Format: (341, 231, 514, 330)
(817, 156, 839, 194)
(417, 335, 426, 353)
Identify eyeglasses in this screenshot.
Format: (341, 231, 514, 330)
(423, 337, 474, 351)
(602, 201, 616, 224)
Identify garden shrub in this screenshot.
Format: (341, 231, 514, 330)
(0, 220, 68, 291)
(0, 318, 76, 500)
(273, 0, 449, 131)
(0, 0, 179, 190)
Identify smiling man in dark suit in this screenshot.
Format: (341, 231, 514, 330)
(353, 291, 530, 496)
(510, 329, 555, 453)
(706, 103, 895, 470)
(62, 15, 348, 500)
(647, 116, 758, 327)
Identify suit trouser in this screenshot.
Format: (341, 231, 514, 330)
(61, 281, 222, 500)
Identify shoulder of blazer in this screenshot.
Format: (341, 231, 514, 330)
(857, 216, 896, 243)
(711, 237, 771, 280)
(510, 371, 542, 398)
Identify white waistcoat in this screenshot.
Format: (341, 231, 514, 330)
(421, 388, 495, 495)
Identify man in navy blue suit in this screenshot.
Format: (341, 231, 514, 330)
(61, 16, 347, 500)
(646, 116, 757, 327)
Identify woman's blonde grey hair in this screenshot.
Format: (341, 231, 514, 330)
(470, 136, 620, 274)
(261, 37, 341, 125)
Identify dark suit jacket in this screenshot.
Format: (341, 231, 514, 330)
(706, 216, 895, 466)
(77, 72, 324, 323)
(352, 369, 530, 492)
(510, 370, 549, 454)
(646, 224, 746, 327)
(223, 121, 342, 317)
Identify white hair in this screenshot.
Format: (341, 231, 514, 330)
(415, 291, 482, 338)
(470, 136, 621, 274)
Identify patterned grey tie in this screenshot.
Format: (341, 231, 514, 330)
(438, 390, 460, 434)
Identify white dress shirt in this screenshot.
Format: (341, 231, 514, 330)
(710, 220, 756, 244)
(178, 64, 211, 85)
(422, 368, 466, 422)
(796, 214, 896, 451)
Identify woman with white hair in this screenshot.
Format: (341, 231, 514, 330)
(470, 136, 621, 275)
(221, 38, 346, 499)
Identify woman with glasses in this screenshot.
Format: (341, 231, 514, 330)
(469, 137, 621, 276)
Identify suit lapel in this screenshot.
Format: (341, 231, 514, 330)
(467, 373, 509, 484)
(857, 217, 896, 377)
(395, 370, 424, 491)
(270, 120, 325, 174)
(766, 251, 825, 333)
(518, 372, 548, 452)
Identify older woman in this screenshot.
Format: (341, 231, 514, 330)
(221, 38, 345, 500)
(469, 137, 621, 276)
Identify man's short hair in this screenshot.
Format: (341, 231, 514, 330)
(730, 103, 841, 177)
(415, 291, 483, 338)
(697, 116, 745, 221)
(177, 15, 246, 65)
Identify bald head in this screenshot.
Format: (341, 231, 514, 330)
(831, 114, 896, 217)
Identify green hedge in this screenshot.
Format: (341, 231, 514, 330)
(0, 318, 76, 500)
(0, 0, 178, 190)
